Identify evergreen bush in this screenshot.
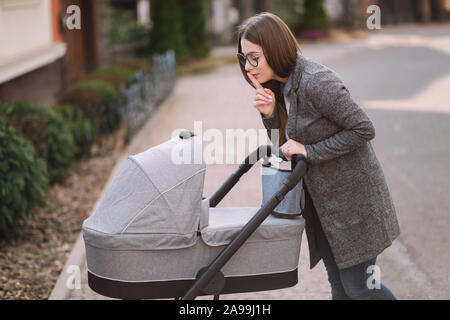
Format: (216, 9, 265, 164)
(52, 104, 96, 158)
(149, 0, 188, 64)
(180, 0, 212, 59)
(0, 117, 48, 240)
(59, 80, 122, 137)
(0, 101, 76, 184)
(115, 59, 152, 73)
(299, 0, 329, 34)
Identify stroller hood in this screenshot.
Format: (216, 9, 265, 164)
(83, 132, 206, 250)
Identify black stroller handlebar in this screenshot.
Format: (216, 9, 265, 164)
(209, 145, 307, 208)
(182, 145, 308, 300)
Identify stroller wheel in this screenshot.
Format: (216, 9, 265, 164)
(195, 267, 226, 296)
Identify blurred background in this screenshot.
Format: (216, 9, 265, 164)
(0, 0, 449, 300)
(1, 0, 449, 106)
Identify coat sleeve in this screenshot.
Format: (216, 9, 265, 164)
(304, 71, 376, 165)
(260, 108, 281, 147)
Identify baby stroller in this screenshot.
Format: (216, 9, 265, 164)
(82, 130, 308, 300)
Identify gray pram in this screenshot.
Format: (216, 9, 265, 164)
(82, 130, 308, 300)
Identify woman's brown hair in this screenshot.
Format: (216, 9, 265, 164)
(236, 12, 301, 147)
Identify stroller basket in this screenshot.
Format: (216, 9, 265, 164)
(82, 130, 308, 300)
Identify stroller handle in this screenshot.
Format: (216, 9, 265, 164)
(208, 144, 307, 208)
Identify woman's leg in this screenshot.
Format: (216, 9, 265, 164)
(338, 257, 397, 300)
(314, 217, 350, 300)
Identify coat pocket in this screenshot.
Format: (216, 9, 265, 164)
(321, 181, 377, 229)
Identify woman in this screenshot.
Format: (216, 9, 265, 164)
(236, 12, 400, 300)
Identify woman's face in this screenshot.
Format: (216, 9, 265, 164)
(240, 38, 280, 84)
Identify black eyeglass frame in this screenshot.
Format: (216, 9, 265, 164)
(237, 52, 263, 67)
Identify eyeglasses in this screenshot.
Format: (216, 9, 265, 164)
(237, 52, 262, 67)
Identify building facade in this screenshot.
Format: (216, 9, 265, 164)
(0, 0, 153, 106)
(0, 0, 67, 106)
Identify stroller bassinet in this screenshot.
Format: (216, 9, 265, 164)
(82, 131, 307, 300)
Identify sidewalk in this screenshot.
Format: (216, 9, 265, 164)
(51, 25, 448, 300)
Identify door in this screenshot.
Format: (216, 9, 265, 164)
(60, 0, 99, 87)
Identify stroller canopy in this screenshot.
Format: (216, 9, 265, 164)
(83, 132, 206, 250)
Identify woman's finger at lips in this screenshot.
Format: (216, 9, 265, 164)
(247, 73, 263, 90)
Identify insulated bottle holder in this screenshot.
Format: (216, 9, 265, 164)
(261, 162, 305, 219)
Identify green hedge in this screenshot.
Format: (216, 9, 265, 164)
(115, 59, 152, 73)
(78, 61, 149, 91)
(180, 0, 211, 59)
(0, 101, 76, 184)
(0, 117, 48, 240)
(96, 66, 137, 78)
(78, 72, 129, 91)
(299, 0, 329, 32)
(52, 104, 96, 158)
(59, 79, 123, 137)
(150, 0, 188, 64)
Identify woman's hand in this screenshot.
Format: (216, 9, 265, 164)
(248, 72, 276, 118)
(280, 139, 308, 161)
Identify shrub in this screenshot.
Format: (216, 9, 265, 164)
(96, 66, 137, 79)
(79, 72, 129, 91)
(109, 8, 152, 46)
(0, 117, 48, 240)
(0, 101, 76, 184)
(79, 62, 149, 91)
(149, 0, 188, 64)
(70, 79, 118, 100)
(273, 0, 303, 32)
(180, 0, 211, 59)
(59, 80, 123, 137)
(52, 104, 96, 158)
(115, 59, 152, 73)
(299, 0, 329, 33)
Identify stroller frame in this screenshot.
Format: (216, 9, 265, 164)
(86, 133, 308, 300)
(180, 144, 308, 300)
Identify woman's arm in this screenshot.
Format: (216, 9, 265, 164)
(304, 71, 376, 165)
(260, 108, 281, 146)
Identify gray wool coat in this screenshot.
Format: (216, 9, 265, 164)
(261, 53, 400, 270)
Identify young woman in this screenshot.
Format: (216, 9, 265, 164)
(236, 12, 400, 300)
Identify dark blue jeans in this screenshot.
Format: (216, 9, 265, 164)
(314, 216, 397, 300)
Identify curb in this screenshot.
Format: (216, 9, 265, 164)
(48, 233, 85, 300)
(48, 154, 129, 300)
